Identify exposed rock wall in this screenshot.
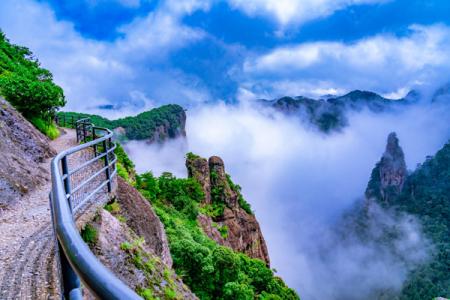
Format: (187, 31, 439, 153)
(186, 154, 270, 265)
(366, 132, 407, 205)
(116, 176, 173, 267)
(0, 97, 55, 209)
(89, 210, 197, 299)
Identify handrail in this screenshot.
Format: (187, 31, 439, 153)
(50, 117, 141, 299)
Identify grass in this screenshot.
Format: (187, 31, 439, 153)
(30, 117, 60, 140)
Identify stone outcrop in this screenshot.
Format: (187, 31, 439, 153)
(115, 177, 173, 267)
(379, 132, 407, 192)
(366, 132, 407, 204)
(186, 154, 270, 265)
(0, 97, 56, 209)
(186, 155, 211, 204)
(89, 210, 197, 299)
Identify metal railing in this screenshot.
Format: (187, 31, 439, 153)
(50, 118, 141, 299)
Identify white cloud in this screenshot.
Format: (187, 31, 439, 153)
(228, 0, 388, 26)
(241, 24, 450, 99)
(0, 0, 210, 113)
(85, 0, 148, 8)
(164, 0, 212, 15)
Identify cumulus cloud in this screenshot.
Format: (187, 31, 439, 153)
(228, 0, 388, 27)
(241, 24, 450, 99)
(0, 0, 210, 115)
(124, 96, 450, 299)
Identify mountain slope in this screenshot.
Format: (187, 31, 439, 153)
(58, 104, 186, 143)
(0, 96, 55, 208)
(133, 156, 299, 299)
(364, 135, 450, 299)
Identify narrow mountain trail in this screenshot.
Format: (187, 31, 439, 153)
(0, 128, 110, 300)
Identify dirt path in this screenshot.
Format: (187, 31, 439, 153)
(0, 128, 112, 299)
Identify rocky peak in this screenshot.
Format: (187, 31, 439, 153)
(186, 153, 211, 204)
(186, 153, 270, 265)
(366, 132, 407, 204)
(380, 132, 407, 192)
(208, 156, 239, 208)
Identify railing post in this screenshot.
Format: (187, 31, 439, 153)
(76, 123, 79, 143)
(82, 121, 87, 143)
(103, 139, 112, 192)
(93, 127, 97, 157)
(61, 156, 73, 212)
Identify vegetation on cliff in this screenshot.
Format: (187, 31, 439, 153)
(115, 149, 298, 299)
(57, 104, 186, 142)
(135, 171, 298, 300)
(0, 30, 65, 139)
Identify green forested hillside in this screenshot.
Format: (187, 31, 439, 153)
(393, 142, 450, 299)
(0, 30, 65, 139)
(58, 104, 186, 141)
(115, 150, 299, 300)
(366, 142, 450, 299)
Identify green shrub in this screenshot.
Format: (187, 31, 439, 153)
(80, 224, 97, 245)
(218, 225, 229, 239)
(138, 288, 155, 300)
(0, 31, 65, 121)
(30, 117, 60, 140)
(116, 163, 130, 182)
(104, 200, 120, 214)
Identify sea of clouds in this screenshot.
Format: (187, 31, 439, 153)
(124, 97, 449, 299)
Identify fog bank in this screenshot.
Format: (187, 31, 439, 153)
(125, 100, 449, 299)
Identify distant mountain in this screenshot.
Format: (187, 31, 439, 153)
(259, 89, 419, 133)
(58, 104, 186, 143)
(432, 83, 450, 103)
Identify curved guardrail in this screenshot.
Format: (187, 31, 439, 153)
(50, 118, 141, 299)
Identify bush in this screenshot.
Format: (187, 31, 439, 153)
(30, 117, 60, 140)
(0, 31, 65, 121)
(80, 224, 97, 245)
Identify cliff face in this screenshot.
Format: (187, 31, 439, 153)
(366, 132, 407, 205)
(116, 177, 173, 267)
(186, 154, 270, 265)
(88, 210, 197, 300)
(0, 97, 56, 209)
(87, 177, 197, 299)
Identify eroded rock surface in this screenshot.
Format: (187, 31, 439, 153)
(0, 97, 56, 209)
(89, 210, 197, 299)
(116, 176, 173, 267)
(186, 154, 270, 265)
(366, 132, 407, 204)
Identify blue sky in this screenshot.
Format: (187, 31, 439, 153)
(1, 0, 450, 113)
